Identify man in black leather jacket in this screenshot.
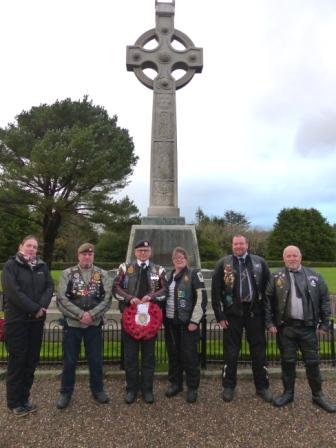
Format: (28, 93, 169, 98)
(211, 234, 271, 403)
(265, 245, 336, 412)
(113, 240, 167, 405)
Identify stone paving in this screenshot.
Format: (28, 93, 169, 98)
(1, 370, 336, 448)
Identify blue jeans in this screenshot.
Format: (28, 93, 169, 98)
(61, 325, 103, 395)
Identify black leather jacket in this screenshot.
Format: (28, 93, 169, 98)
(265, 266, 331, 331)
(211, 253, 270, 321)
(113, 261, 167, 312)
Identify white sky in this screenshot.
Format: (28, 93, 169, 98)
(1, 0, 336, 228)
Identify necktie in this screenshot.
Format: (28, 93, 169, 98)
(138, 263, 148, 298)
(239, 257, 251, 302)
(290, 271, 302, 298)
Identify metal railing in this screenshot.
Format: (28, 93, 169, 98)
(0, 318, 335, 368)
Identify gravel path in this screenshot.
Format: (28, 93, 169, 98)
(1, 374, 336, 448)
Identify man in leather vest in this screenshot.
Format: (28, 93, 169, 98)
(113, 240, 167, 404)
(266, 245, 336, 412)
(56, 243, 112, 409)
(212, 234, 272, 403)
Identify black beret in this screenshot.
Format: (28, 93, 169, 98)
(134, 240, 151, 249)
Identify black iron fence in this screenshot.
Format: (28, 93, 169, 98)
(0, 318, 335, 368)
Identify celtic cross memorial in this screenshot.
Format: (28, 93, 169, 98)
(125, 0, 203, 267)
(126, 0, 203, 223)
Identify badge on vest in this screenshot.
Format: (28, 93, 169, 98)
(275, 274, 285, 289)
(224, 264, 234, 287)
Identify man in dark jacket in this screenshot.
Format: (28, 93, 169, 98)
(265, 245, 336, 412)
(113, 240, 167, 404)
(211, 234, 271, 403)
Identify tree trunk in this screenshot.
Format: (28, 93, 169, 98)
(42, 209, 62, 269)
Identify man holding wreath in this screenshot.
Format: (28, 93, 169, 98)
(113, 240, 168, 404)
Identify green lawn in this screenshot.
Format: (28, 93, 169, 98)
(313, 268, 336, 294)
(51, 270, 61, 283)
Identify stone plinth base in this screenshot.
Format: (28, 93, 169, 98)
(126, 224, 201, 268)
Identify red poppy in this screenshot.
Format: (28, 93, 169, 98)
(122, 303, 162, 340)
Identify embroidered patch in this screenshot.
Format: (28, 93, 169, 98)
(275, 274, 285, 289)
(310, 279, 317, 287)
(180, 299, 187, 308)
(127, 266, 134, 274)
(223, 264, 234, 287)
(93, 272, 101, 281)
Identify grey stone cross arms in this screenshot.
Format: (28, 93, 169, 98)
(126, 0, 203, 221)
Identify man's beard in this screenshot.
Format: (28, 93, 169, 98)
(81, 263, 92, 269)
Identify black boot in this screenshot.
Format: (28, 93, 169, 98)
(312, 392, 336, 413)
(273, 362, 295, 407)
(273, 390, 294, 407)
(306, 364, 336, 413)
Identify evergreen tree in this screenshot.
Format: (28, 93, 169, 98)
(267, 207, 336, 261)
(0, 97, 138, 266)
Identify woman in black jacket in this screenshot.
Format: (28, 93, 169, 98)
(164, 247, 207, 403)
(2, 235, 53, 417)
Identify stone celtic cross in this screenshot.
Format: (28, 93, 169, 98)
(126, 0, 203, 222)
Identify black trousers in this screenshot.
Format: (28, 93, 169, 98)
(5, 320, 44, 409)
(122, 330, 156, 393)
(223, 307, 269, 390)
(277, 323, 322, 394)
(164, 318, 200, 390)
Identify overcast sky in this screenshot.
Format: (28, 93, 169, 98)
(1, 0, 336, 228)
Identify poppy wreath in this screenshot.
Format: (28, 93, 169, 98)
(122, 302, 163, 340)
